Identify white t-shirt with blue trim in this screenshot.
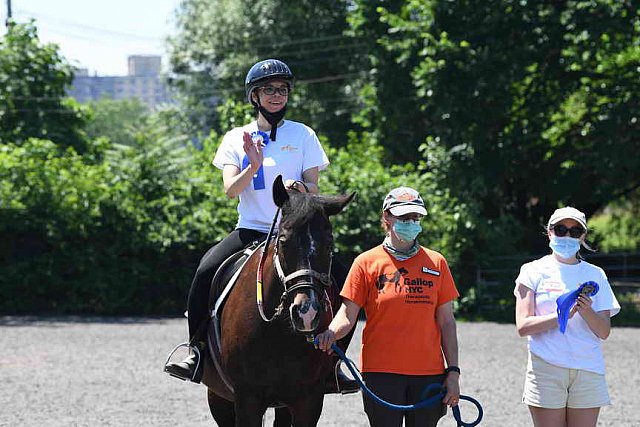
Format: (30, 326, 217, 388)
(514, 255, 620, 374)
(212, 120, 329, 233)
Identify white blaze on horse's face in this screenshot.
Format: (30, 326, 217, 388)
(307, 226, 316, 258)
(290, 290, 320, 332)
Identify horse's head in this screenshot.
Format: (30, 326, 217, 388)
(271, 175, 355, 334)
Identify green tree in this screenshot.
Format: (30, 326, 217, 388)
(167, 0, 364, 145)
(375, 1, 640, 255)
(0, 127, 237, 315)
(589, 189, 640, 252)
(322, 133, 474, 276)
(0, 22, 88, 152)
(347, 0, 432, 163)
(85, 98, 149, 147)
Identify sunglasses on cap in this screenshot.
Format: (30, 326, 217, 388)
(552, 224, 585, 238)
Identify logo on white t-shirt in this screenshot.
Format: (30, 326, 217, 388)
(541, 280, 564, 293)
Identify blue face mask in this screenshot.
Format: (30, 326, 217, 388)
(549, 235, 581, 259)
(393, 219, 422, 242)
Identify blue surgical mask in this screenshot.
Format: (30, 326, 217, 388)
(393, 220, 422, 242)
(549, 235, 581, 259)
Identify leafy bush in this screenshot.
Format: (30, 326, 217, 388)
(323, 132, 475, 291)
(0, 129, 237, 315)
(612, 292, 640, 327)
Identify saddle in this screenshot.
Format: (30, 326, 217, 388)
(208, 240, 263, 308)
(206, 240, 264, 393)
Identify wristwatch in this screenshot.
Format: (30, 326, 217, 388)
(445, 366, 461, 374)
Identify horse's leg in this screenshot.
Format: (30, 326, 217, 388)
(287, 394, 325, 427)
(273, 407, 292, 427)
(207, 389, 235, 427)
(233, 393, 268, 427)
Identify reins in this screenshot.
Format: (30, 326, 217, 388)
(256, 206, 281, 322)
(316, 341, 484, 427)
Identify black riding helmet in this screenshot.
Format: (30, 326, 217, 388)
(245, 58, 294, 105)
(244, 59, 294, 141)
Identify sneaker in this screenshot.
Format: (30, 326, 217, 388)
(165, 353, 198, 381)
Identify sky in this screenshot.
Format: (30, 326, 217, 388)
(1, 0, 181, 76)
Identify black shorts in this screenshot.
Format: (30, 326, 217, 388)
(362, 372, 447, 427)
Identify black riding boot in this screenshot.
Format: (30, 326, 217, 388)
(164, 341, 205, 383)
(325, 359, 360, 394)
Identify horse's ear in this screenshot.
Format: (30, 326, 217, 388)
(272, 175, 289, 208)
(323, 192, 356, 216)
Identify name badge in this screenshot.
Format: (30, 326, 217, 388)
(422, 267, 440, 276)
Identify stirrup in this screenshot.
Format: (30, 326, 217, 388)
(163, 342, 201, 382)
(334, 359, 359, 395)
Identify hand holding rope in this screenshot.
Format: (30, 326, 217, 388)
(315, 340, 483, 427)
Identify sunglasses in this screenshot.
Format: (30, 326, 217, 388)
(260, 86, 289, 96)
(552, 224, 585, 238)
(393, 213, 423, 222)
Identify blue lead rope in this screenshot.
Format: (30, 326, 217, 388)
(556, 281, 599, 333)
(324, 342, 483, 427)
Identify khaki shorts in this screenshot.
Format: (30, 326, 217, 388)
(523, 353, 610, 409)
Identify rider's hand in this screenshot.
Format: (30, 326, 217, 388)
(243, 131, 263, 171)
(443, 373, 460, 408)
(284, 179, 308, 192)
(314, 329, 336, 354)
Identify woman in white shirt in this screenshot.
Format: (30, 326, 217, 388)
(165, 59, 357, 394)
(514, 207, 620, 427)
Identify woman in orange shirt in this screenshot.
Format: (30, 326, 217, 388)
(316, 186, 461, 427)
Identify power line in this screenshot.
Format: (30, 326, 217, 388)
(37, 25, 164, 49)
(15, 8, 164, 42)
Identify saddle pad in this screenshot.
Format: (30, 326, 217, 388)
(207, 242, 264, 393)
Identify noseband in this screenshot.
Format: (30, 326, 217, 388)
(273, 249, 331, 294)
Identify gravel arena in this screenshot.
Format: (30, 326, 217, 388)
(1, 318, 638, 426)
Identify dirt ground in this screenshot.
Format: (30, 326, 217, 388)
(1, 317, 638, 426)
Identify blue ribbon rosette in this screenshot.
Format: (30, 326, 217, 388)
(556, 281, 599, 333)
(241, 130, 270, 190)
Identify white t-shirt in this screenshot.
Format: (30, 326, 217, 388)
(212, 120, 329, 233)
(514, 255, 620, 374)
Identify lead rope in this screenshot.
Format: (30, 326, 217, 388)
(316, 340, 484, 427)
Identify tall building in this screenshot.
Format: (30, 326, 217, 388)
(68, 55, 173, 109)
(128, 55, 162, 77)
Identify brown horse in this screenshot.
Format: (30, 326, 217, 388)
(200, 175, 355, 426)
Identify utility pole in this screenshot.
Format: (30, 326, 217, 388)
(6, 0, 12, 27)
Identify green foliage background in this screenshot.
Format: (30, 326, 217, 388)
(2, 0, 640, 322)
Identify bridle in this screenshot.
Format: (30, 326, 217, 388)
(256, 184, 333, 327)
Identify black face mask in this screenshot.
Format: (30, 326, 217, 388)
(253, 90, 287, 141)
(257, 104, 287, 141)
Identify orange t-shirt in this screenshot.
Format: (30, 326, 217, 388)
(341, 245, 459, 375)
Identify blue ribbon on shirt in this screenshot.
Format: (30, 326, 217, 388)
(556, 281, 599, 333)
(241, 130, 270, 190)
